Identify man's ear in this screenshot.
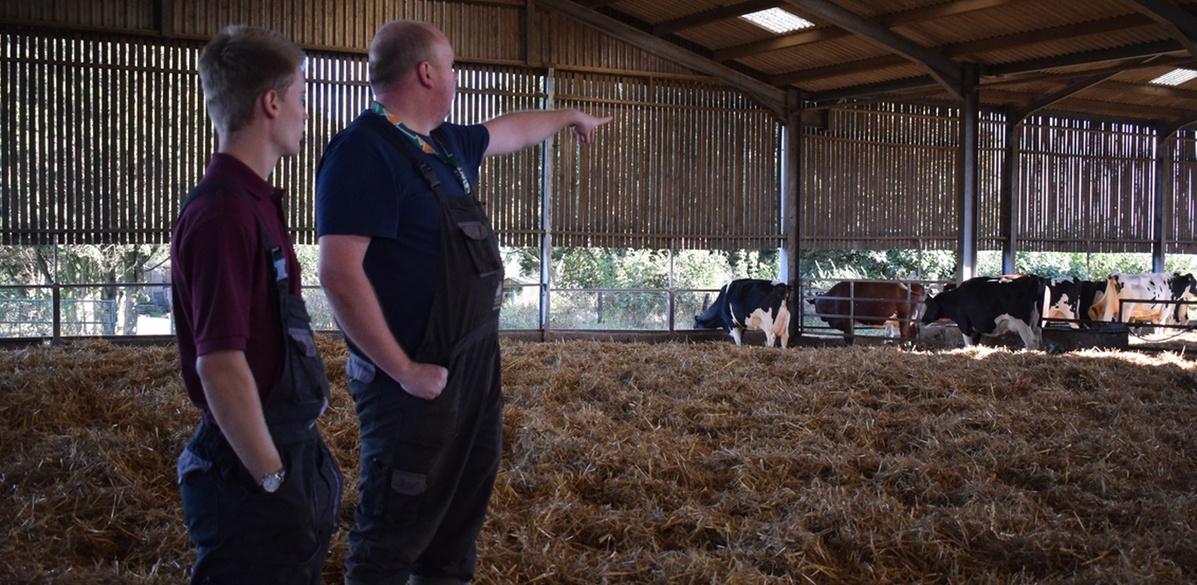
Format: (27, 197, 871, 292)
(416, 61, 433, 87)
(260, 88, 282, 120)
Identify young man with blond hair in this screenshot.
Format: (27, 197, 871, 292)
(316, 19, 611, 585)
(171, 25, 341, 584)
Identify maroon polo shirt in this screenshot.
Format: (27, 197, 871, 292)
(170, 153, 303, 420)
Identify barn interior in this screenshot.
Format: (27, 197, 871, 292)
(5, 0, 1197, 344)
(2, 1, 1197, 583)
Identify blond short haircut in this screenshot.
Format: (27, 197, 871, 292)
(369, 20, 442, 94)
(197, 26, 305, 134)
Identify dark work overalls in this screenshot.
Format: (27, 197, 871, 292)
(344, 129, 505, 585)
(175, 182, 343, 585)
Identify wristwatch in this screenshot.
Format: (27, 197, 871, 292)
(259, 467, 287, 494)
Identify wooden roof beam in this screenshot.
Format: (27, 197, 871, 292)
(1007, 67, 1130, 122)
(772, 14, 1155, 86)
(1101, 79, 1197, 102)
(983, 54, 1197, 88)
(714, 0, 1013, 62)
(537, 0, 787, 116)
(1166, 114, 1197, 133)
(809, 75, 941, 103)
(1124, 0, 1197, 58)
(988, 40, 1184, 75)
(985, 87, 1181, 120)
(778, 0, 964, 99)
(653, 0, 781, 36)
(804, 55, 1177, 104)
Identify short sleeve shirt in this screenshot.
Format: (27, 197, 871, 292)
(171, 154, 303, 419)
(316, 110, 489, 357)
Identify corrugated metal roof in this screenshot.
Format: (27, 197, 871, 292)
(973, 28, 1172, 65)
(675, 17, 780, 49)
(902, 3, 1138, 46)
(614, 0, 727, 26)
(590, 0, 1197, 123)
(736, 37, 890, 74)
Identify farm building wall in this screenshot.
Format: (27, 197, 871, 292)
(1, 0, 1194, 254)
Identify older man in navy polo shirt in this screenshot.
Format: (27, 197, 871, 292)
(317, 19, 611, 585)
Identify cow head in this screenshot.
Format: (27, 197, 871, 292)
(920, 296, 942, 324)
(1177, 273, 1197, 297)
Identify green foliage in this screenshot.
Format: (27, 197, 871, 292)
(1166, 254, 1197, 276)
(0, 245, 170, 335)
(985, 251, 1157, 280)
(799, 249, 955, 281)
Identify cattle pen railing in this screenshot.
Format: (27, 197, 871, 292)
(1105, 298, 1197, 339)
(8, 280, 1193, 346)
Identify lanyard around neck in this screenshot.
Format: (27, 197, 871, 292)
(371, 101, 471, 195)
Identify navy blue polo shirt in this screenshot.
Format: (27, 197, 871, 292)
(316, 110, 489, 358)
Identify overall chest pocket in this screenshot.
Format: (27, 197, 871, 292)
(456, 220, 502, 278)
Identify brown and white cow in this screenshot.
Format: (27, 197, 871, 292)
(809, 281, 925, 339)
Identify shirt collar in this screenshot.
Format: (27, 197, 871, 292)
(203, 153, 280, 201)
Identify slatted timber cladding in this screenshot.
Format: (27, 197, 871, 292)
(1171, 129, 1197, 254)
(0, 0, 155, 32)
(2, 25, 775, 250)
(801, 103, 964, 251)
(452, 66, 545, 248)
(4, 1, 786, 251)
(173, 0, 525, 61)
(801, 103, 1176, 254)
(2, 0, 695, 71)
(1014, 116, 1157, 253)
(551, 71, 781, 250)
(0, 29, 545, 246)
(7, 2, 1194, 255)
(0, 30, 209, 245)
(539, 11, 694, 76)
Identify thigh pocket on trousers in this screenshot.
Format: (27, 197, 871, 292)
(362, 457, 428, 526)
(362, 440, 447, 527)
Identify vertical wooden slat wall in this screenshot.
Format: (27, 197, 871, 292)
(1172, 130, 1197, 255)
(551, 71, 781, 250)
(0, 0, 156, 32)
(801, 103, 962, 251)
(4, 0, 1193, 255)
(0, 30, 210, 245)
(1, 0, 781, 252)
(540, 11, 693, 76)
(0, 29, 552, 246)
(1016, 116, 1156, 253)
(173, 0, 525, 61)
(799, 103, 1174, 254)
(452, 65, 545, 248)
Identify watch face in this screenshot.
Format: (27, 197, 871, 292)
(262, 473, 283, 493)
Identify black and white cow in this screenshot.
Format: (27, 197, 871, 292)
(694, 279, 790, 348)
(1092, 272, 1197, 325)
(1043, 277, 1106, 328)
(920, 275, 1047, 350)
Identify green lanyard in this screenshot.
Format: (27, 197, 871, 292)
(371, 101, 471, 195)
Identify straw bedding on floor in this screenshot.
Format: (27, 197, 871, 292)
(1, 337, 1194, 583)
